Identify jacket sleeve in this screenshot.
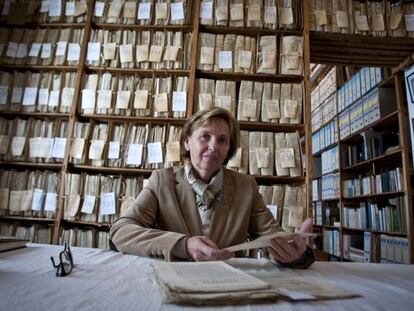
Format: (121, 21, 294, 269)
(109, 170, 186, 261)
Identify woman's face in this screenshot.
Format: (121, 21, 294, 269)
(184, 118, 230, 183)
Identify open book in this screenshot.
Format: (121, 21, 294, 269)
(0, 236, 29, 252)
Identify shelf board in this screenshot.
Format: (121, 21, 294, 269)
(239, 122, 304, 134)
(310, 32, 414, 66)
(0, 64, 78, 71)
(62, 220, 111, 229)
(0, 216, 55, 224)
(342, 148, 402, 172)
(80, 114, 187, 125)
(342, 191, 405, 201)
(71, 165, 153, 176)
(313, 197, 340, 202)
(94, 23, 193, 32)
(26, 22, 87, 28)
(340, 227, 407, 237)
(252, 175, 305, 184)
(340, 111, 399, 144)
(200, 25, 303, 36)
(312, 141, 338, 157)
(0, 111, 71, 118)
(196, 70, 303, 83)
(86, 67, 190, 76)
(0, 161, 62, 170)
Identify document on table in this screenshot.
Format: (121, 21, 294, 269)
(224, 232, 317, 252)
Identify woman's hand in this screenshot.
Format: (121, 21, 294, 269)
(186, 236, 234, 261)
(267, 218, 313, 264)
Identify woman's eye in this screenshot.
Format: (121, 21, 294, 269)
(219, 137, 229, 144)
(200, 133, 210, 141)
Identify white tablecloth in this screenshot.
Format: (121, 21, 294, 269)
(1, 243, 413, 311)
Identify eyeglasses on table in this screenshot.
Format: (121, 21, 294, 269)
(50, 243, 74, 277)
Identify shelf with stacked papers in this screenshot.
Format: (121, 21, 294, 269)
(0, 111, 71, 118)
(196, 70, 304, 83)
(62, 219, 111, 229)
(200, 25, 303, 36)
(0, 216, 55, 224)
(80, 114, 188, 125)
(0, 65, 79, 71)
(94, 23, 193, 32)
(85, 67, 191, 76)
(0, 162, 63, 170)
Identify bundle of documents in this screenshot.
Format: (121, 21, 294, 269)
(0, 236, 29, 252)
(153, 260, 357, 305)
(120, 176, 144, 216)
(64, 173, 82, 220)
(227, 130, 249, 173)
(69, 121, 90, 164)
(195, 78, 215, 111)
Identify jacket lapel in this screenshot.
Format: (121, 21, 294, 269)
(208, 170, 234, 242)
(174, 167, 203, 236)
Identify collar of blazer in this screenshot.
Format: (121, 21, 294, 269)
(173, 167, 235, 240)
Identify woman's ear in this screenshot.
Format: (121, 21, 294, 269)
(183, 137, 190, 151)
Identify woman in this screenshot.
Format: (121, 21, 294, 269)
(110, 107, 314, 268)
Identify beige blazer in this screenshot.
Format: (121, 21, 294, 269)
(110, 167, 280, 261)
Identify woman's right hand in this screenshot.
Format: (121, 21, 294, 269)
(186, 236, 234, 261)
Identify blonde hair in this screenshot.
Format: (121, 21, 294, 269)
(180, 107, 240, 164)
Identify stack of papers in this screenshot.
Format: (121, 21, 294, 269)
(0, 236, 29, 252)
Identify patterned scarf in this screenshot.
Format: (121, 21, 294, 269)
(184, 164, 223, 235)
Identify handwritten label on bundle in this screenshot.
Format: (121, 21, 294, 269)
(48, 0, 61, 17)
(154, 93, 168, 112)
(94, 1, 105, 17)
(336, 11, 348, 28)
(108, 0, 122, 17)
(62, 87, 74, 107)
(280, 7, 293, 25)
(147, 142, 163, 164)
(267, 205, 278, 219)
(31, 188, 44, 211)
(126, 143, 143, 165)
(41, 43, 52, 59)
(164, 45, 180, 61)
(11, 87, 23, 104)
(405, 14, 414, 32)
(88, 139, 105, 160)
(55, 41, 67, 56)
(279, 147, 295, 168)
(44, 192, 57, 212)
(48, 90, 59, 107)
(166, 141, 180, 162)
(389, 13, 402, 30)
(256, 147, 271, 168)
(38, 88, 49, 106)
(284, 99, 298, 118)
(230, 4, 243, 21)
(136, 44, 149, 62)
(67, 43, 81, 61)
(138, 3, 151, 19)
(6, 42, 18, 58)
(66, 194, 80, 217)
(172, 91, 186, 112)
(149, 45, 163, 63)
(217, 95, 232, 112)
(219, 51, 232, 69)
(120, 44, 133, 63)
(216, 5, 228, 22)
(108, 141, 120, 159)
(30, 137, 54, 158)
(16, 43, 28, 58)
(8, 190, 23, 212)
(100, 192, 116, 215)
(87, 42, 101, 62)
(97, 89, 112, 109)
(266, 99, 280, 119)
(81, 89, 96, 109)
(262, 51, 276, 69)
(70, 137, 85, 159)
(314, 10, 328, 26)
(116, 90, 131, 109)
(155, 2, 167, 19)
(103, 43, 116, 60)
(11, 136, 25, 156)
(287, 206, 303, 228)
(21, 190, 34, 212)
(81, 195, 95, 214)
(200, 46, 214, 65)
(65, 1, 75, 16)
(264, 6, 277, 24)
(52, 137, 66, 158)
(0, 86, 8, 105)
(355, 15, 369, 31)
(247, 4, 261, 22)
(200, 1, 213, 19)
(123, 2, 136, 18)
(242, 99, 257, 118)
(29, 43, 42, 57)
(22, 87, 37, 106)
(238, 51, 252, 69)
(372, 14, 385, 31)
(198, 93, 212, 110)
(227, 147, 242, 168)
(170, 2, 184, 21)
(134, 89, 148, 109)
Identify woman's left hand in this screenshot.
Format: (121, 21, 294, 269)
(267, 218, 312, 264)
